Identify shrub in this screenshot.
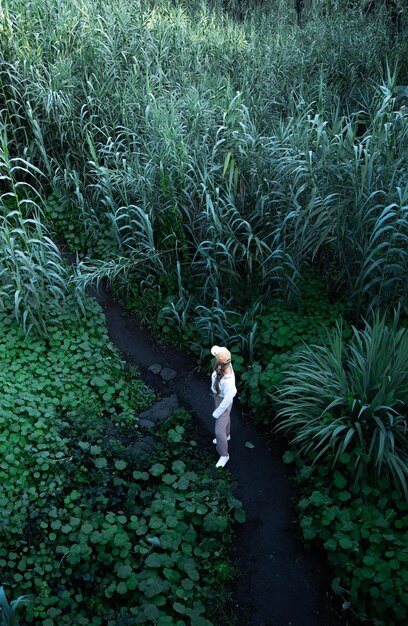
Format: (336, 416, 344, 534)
(276, 310, 408, 497)
(240, 277, 350, 419)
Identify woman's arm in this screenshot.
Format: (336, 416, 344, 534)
(212, 379, 236, 419)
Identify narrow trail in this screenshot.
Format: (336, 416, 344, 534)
(94, 288, 344, 626)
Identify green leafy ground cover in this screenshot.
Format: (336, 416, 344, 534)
(240, 278, 351, 419)
(0, 302, 244, 625)
(278, 313, 408, 624)
(284, 452, 408, 625)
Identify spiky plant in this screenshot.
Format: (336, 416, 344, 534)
(276, 310, 408, 498)
(0, 586, 29, 626)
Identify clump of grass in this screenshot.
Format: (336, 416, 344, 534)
(276, 309, 408, 498)
(0, 113, 85, 335)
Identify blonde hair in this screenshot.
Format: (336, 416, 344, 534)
(213, 360, 230, 393)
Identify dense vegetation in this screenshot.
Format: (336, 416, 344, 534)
(283, 447, 408, 624)
(1, 0, 407, 624)
(0, 299, 244, 625)
(1, 0, 407, 341)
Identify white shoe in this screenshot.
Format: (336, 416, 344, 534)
(216, 455, 230, 468)
(213, 435, 231, 444)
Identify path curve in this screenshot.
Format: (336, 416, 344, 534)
(94, 287, 344, 626)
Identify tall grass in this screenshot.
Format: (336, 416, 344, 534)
(0, 111, 84, 335)
(0, 0, 407, 337)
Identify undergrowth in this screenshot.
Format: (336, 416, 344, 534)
(0, 302, 244, 626)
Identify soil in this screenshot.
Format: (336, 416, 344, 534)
(93, 287, 347, 626)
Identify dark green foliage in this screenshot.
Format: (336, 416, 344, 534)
(285, 452, 408, 625)
(0, 307, 244, 625)
(240, 277, 350, 418)
(276, 310, 408, 497)
(254, 279, 348, 359)
(0, 299, 154, 566)
(43, 190, 89, 254)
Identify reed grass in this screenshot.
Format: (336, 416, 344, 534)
(0, 112, 84, 335)
(0, 0, 407, 337)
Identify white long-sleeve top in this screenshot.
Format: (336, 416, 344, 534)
(211, 366, 237, 419)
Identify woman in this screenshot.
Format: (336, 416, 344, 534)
(210, 345, 237, 468)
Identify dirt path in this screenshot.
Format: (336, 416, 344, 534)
(94, 288, 345, 626)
